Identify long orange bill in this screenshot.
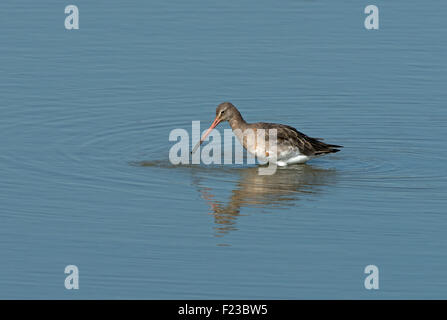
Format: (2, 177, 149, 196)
(191, 116, 221, 154)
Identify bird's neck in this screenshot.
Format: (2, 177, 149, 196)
(228, 112, 247, 131)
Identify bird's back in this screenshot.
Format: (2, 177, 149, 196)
(248, 122, 342, 157)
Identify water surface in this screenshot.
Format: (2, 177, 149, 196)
(0, 0, 446, 298)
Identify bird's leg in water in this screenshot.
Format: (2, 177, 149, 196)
(258, 128, 278, 175)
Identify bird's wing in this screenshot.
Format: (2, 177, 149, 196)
(258, 123, 342, 156)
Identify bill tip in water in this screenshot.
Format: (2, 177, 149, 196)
(191, 142, 201, 154)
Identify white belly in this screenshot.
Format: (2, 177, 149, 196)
(270, 149, 311, 166)
(276, 155, 310, 166)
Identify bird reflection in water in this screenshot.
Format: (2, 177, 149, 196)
(193, 164, 337, 238)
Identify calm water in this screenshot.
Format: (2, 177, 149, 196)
(1, 0, 446, 299)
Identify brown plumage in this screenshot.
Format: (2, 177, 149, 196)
(248, 122, 342, 156)
(192, 102, 342, 165)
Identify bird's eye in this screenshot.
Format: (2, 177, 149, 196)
(221, 110, 225, 115)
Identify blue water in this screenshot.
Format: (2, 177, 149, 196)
(1, 0, 446, 299)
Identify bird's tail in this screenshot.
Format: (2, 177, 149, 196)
(315, 143, 343, 155)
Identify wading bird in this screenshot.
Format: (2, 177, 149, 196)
(192, 102, 342, 166)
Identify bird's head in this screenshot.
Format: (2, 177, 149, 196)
(215, 102, 238, 122)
